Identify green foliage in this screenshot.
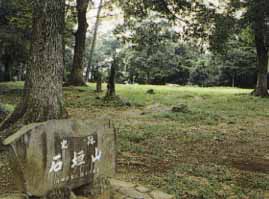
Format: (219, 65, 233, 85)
(115, 15, 189, 84)
(0, 103, 15, 113)
(115, 12, 257, 87)
(86, 33, 120, 67)
(4, 0, 32, 30)
(82, 33, 120, 82)
(215, 28, 257, 88)
(0, 0, 31, 81)
(209, 14, 237, 54)
(211, 0, 269, 54)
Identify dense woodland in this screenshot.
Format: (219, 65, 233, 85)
(1, 0, 268, 90)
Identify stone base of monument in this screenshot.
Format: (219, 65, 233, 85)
(73, 176, 111, 199)
(0, 194, 28, 199)
(0, 119, 116, 199)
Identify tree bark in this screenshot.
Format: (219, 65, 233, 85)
(106, 59, 117, 98)
(251, 1, 269, 97)
(85, 0, 103, 81)
(68, 0, 90, 86)
(96, 67, 102, 93)
(3, 55, 11, 81)
(253, 43, 269, 96)
(0, 0, 67, 133)
(146, 71, 150, 84)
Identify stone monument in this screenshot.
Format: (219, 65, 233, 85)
(0, 119, 116, 199)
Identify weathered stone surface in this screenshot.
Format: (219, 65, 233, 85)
(135, 186, 150, 193)
(149, 190, 175, 199)
(0, 193, 27, 199)
(110, 179, 135, 190)
(93, 119, 116, 178)
(3, 119, 116, 197)
(85, 176, 111, 199)
(119, 187, 152, 199)
(110, 179, 176, 199)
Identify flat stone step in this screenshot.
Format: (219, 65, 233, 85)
(0, 193, 28, 199)
(110, 179, 175, 199)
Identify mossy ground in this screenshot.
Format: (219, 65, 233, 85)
(1, 82, 269, 198)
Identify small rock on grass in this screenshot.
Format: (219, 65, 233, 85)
(146, 89, 155, 95)
(171, 104, 189, 113)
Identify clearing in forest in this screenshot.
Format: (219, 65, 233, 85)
(1, 82, 269, 198)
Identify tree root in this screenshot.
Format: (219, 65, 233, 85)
(63, 81, 88, 87)
(251, 89, 269, 97)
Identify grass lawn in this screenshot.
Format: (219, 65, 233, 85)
(1, 82, 269, 198)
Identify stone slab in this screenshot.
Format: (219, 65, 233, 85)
(0, 193, 27, 199)
(110, 179, 135, 190)
(135, 186, 150, 193)
(149, 190, 175, 199)
(119, 187, 152, 199)
(3, 119, 116, 197)
(110, 179, 176, 199)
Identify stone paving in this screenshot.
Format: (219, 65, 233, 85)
(110, 179, 175, 199)
(0, 179, 175, 199)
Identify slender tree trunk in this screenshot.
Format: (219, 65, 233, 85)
(96, 67, 102, 92)
(3, 56, 11, 81)
(146, 71, 150, 84)
(17, 63, 23, 81)
(85, 0, 103, 81)
(68, 0, 90, 86)
(129, 72, 134, 84)
(90, 66, 96, 81)
(232, 71, 236, 88)
(0, 0, 67, 133)
(106, 60, 117, 98)
(251, 1, 269, 97)
(253, 45, 269, 96)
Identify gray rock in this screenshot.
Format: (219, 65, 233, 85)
(110, 179, 135, 190)
(135, 186, 150, 193)
(149, 190, 175, 199)
(146, 89, 155, 95)
(0, 193, 28, 199)
(119, 187, 152, 199)
(171, 104, 189, 113)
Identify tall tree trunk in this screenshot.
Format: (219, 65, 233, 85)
(68, 0, 90, 86)
(146, 71, 150, 84)
(106, 59, 117, 98)
(17, 63, 23, 81)
(251, 1, 269, 97)
(253, 43, 268, 96)
(96, 66, 102, 92)
(3, 55, 11, 81)
(85, 0, 103, 81)
(0, 0, 66, 133)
